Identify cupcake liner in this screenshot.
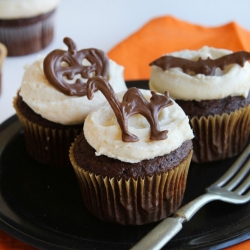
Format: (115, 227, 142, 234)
(0, 73, 2, 95)
(70, 144, 192, 225)
(0, 43, 7, 95)
(13, 96, 82, 167)
(0, 10, 55, 56)
(191, 104, 250, 163)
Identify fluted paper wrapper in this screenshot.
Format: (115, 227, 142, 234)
(70, 145, 192, 225)
(0, 43, 7, 95)
(14, 96, 82, 167)
(191, 104, 250, 163)
(0, 10, 55, 56)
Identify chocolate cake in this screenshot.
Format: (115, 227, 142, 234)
(15, 93, 80, 129)
(149, 47, 250, 163)
(13, 37, 127, 167)
(177, 90, 250, 118)
(14, 94, 82, 167)
(69, 77, 194, 225)
(0, 2, 57, 56)
(73, 132, 192, 179)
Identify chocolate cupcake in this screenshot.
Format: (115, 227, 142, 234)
(69, 76, 193, 225)
(0, 42, 7, 95)
(0, 0, 60, 56)
(149, 46, 250, 163)
(14, 37, 127, 167)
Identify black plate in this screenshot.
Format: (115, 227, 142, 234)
(0, 81, 250, 250)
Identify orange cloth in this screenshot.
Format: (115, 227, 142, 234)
(0, 229, 37, 250)
(0, 228, 249, 250)
(226, 240, 250, 250)
(108, 15, 250, 80)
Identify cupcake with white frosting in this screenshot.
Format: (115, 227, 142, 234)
(69, 76, 193, 225)
(149, 46, 250, 163)
(14, 37, 127, 167)
(0, 0, 60, 56)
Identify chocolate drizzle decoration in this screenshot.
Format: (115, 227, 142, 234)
(86, 76, 173, 142)
(149, 51, 250, 76)
(43, 37, 109, 96)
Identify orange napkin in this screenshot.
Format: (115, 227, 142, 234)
(108, 15, 250, 80)
(0, 229, 249, 250)
(108, 15, 250, 250)
(0, 229, 37, 250)
(226, 240, 250, 250)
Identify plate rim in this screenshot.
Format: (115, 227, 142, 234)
(1, 77, 250, 250)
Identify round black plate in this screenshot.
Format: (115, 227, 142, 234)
(0, 81, 250, 250)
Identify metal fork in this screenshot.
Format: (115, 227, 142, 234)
(131, 144, 250, 250)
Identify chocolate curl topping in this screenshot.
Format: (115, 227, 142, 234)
(87, 76, 173, 142)
(43, 37, 109, 96)
(149, 51, 250, 76)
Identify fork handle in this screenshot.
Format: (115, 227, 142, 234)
(131, 217, 184, 250)
(131, 193, 219, 250)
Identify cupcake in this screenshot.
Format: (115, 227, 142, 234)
(69, 76, 194, 225)
(13, 37, 127, 167)
(0, 42, 7, 95)
(0, 0, 59, 56)
(149, 46, 250, 163)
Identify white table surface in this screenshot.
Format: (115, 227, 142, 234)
(1, 0, 250, 124)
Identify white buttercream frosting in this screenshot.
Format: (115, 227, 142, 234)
(84, 89, 194, 163)
(149, 46, 250, 101)
(0, 0, 59, 19)
(19, 57, 127, 125)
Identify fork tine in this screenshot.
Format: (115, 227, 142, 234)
(234, 171, 250, 195)
(211, 144, 250, 187)
(224, 158, 250, 190)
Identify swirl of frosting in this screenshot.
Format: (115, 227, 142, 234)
(19, 57, 127, 125)
(0, 0, 59, 19)
(149, 46, 250, 101)
(84, 89, 194, 163)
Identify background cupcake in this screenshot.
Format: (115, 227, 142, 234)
(70, 77, 193, 225)
(14, 37, 127, 167)
(0, 0, 60, 56)
(149, 46, 250, 163)
(0, 42, 7, 95)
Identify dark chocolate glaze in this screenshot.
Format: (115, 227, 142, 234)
(73, 132, 192, 179)
(86, 76, 173, 142)
(149, 51, 250, 76)
(177, 90, 250, 118)
(43, 37, 109, 96)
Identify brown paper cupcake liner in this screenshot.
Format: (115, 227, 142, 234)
(0, 43, 7, 95)
(191, 104, 250, 163)
(13, 96, 82, 167)
(70, 144, 192, 225)
(0, 10, 55, 56)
